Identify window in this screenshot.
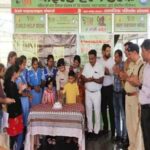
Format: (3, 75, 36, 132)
(0, 8, 13, 66)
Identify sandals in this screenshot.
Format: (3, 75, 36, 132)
(47, 138, 56, 145)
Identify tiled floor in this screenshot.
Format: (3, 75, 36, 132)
(38, 134, 125, 150)
(86, 134, 118, 150)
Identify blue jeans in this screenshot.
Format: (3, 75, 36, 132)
(113, 92, 127, 138)
(21, 97, 30, 126)
(10, 133, 23, 150)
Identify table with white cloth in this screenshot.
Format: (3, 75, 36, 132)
(25, 103, 85, 150)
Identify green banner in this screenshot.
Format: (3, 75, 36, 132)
(114, 14, 147, 32)
(15, 15, 45, 33)
(81, 15, 112, 33)
(80, 35, 112, 64)
(48, 15, 78, 32)
(12, 0, 150, 8)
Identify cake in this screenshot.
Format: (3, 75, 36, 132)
(52, 102, 62, 109)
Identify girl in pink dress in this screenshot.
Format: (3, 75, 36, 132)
(42, 78, 57, 146)
(42, 78, 55, 105)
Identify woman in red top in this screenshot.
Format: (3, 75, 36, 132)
(4, 65, 24, 150)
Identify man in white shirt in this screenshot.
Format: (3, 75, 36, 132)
(82, 49, 104, 138)
(139, 39, 150, 150)
(101, 44, 115, 140)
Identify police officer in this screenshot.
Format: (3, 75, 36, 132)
(124, 43, 144, 150)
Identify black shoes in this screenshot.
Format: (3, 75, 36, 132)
(112, 136, 122, 143)
(98, 130, 109, 136)
(86, 132, 98, 140)
(117, 138, 129, 149)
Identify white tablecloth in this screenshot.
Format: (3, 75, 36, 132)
(25, 104, 85, 150)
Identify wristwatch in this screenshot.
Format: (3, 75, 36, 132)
(139, 84, 142, 90)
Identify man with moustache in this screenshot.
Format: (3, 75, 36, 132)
(101, 44, 115, 140)
(124, 43, 144, 150)
(131, 39, 150, 150)
(123, 42, 133, 73)
(120, 42, 133, 94)
(112, 50, 127, 145)
(117, 42, 133, 148)
(82, 49, 104, 139)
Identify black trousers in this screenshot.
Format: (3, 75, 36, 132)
(101, 85, 115, 136)
(10, 136, 17, 150)
(141, 106, 150, 150)
(122, 89, 126, 111)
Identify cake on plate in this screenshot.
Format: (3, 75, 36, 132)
(52, 102, 62, 109)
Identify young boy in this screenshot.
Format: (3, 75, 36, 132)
(62, 70, 79, 104)
(61, 70, 80, 146)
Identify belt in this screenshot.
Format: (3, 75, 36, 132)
(126, 92, 137, 96)
(141, 104, 150, 109)
(113, 91, 122, 94)
(102, 84, 113, 88)
(87, 90, 99, 93)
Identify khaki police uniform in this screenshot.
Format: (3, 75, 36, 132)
(124, 58, 144, 150)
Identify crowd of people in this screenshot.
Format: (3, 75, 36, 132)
(0, 39, 150, 150)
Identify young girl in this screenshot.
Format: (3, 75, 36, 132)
(16, 56, 30, 126)
(41, 78, 56, 147)
(4, 65, 24, 150)
(43, 55, 57, 88)
(15, 56, 31, 147)
(28, 57, 45, 106)
(7, 51, 17, 68)
(56, 58, 68, 102)
(42, 78, 56, 105)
